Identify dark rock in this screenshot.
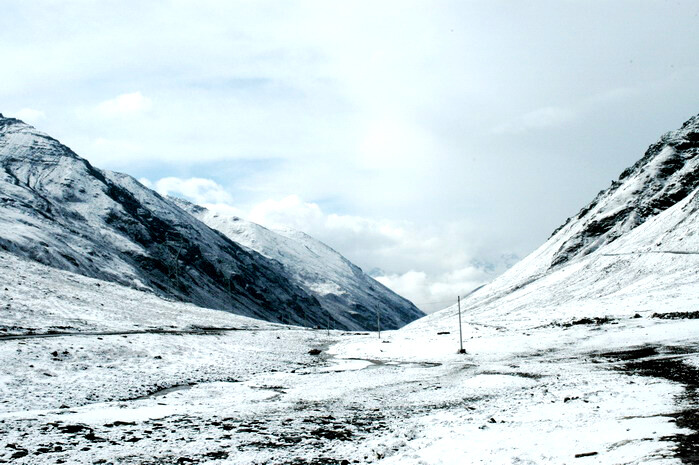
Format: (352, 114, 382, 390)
(84, 432, 106, 442)
(310, 427, 353, 440)
(11, 450, 28, 459)
(652, 311, 699, 320)
(563, 317, 614, 327)
(58, 424, 91, 434)
(109, 421, 137, 427)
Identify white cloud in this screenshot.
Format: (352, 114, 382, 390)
(244, 197, 519, 313)
(492, 106, 576, 135)
(137, 177, 153, 188)
(247, 195, 325, 230)
(97, 92, 152, 117)
(376, 270, 430, 302)
(14, 108, 46, 125)
(203, 202, 246, 218)
(147, 177, 234, 205)
(376, 265, 492, 314)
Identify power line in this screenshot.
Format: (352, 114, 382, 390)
(413, 285, 486, 307)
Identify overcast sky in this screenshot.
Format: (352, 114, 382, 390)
(2, 1, 698, 311)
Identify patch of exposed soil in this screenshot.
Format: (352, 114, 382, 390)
(652, 311, 699, 320)
(595, 345, 699, 464)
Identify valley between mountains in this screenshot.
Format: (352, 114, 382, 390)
(1, 112, 698, 464)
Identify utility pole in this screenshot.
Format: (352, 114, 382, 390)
(457, 295, 465, 354)
(377, 307, 381, 340)
(327, 315, 330, 336)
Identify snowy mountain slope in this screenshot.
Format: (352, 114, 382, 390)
(0, 250, 273, 336)
(172, 199, 425, 330)
(0, 114, 324, 325)
(464, 113, 699, 303)
(551, 113, 699, 267)
(406, 114, 699, 332)
(552, 116, 699, 266)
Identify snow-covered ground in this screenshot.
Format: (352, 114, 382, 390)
(0, 252, 272, 336)
(2, 248, 699, 464)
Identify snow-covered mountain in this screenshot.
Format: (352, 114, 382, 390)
(550, 114, 699, 267)
(0, 114, 327, 325)
(172, 199, 424, 330)
(410, 113, 699, 331)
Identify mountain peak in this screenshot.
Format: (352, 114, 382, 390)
(680, 113, 699, 130)
(0, 115, 76, 162)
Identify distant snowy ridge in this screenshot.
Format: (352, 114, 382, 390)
(0, 114, 327, 326)
(172, 198, 425, 330)
(409, 113, 699, 332)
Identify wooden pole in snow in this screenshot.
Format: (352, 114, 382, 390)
(458, 295, 465, 354)
(377, 308, 381, 340)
